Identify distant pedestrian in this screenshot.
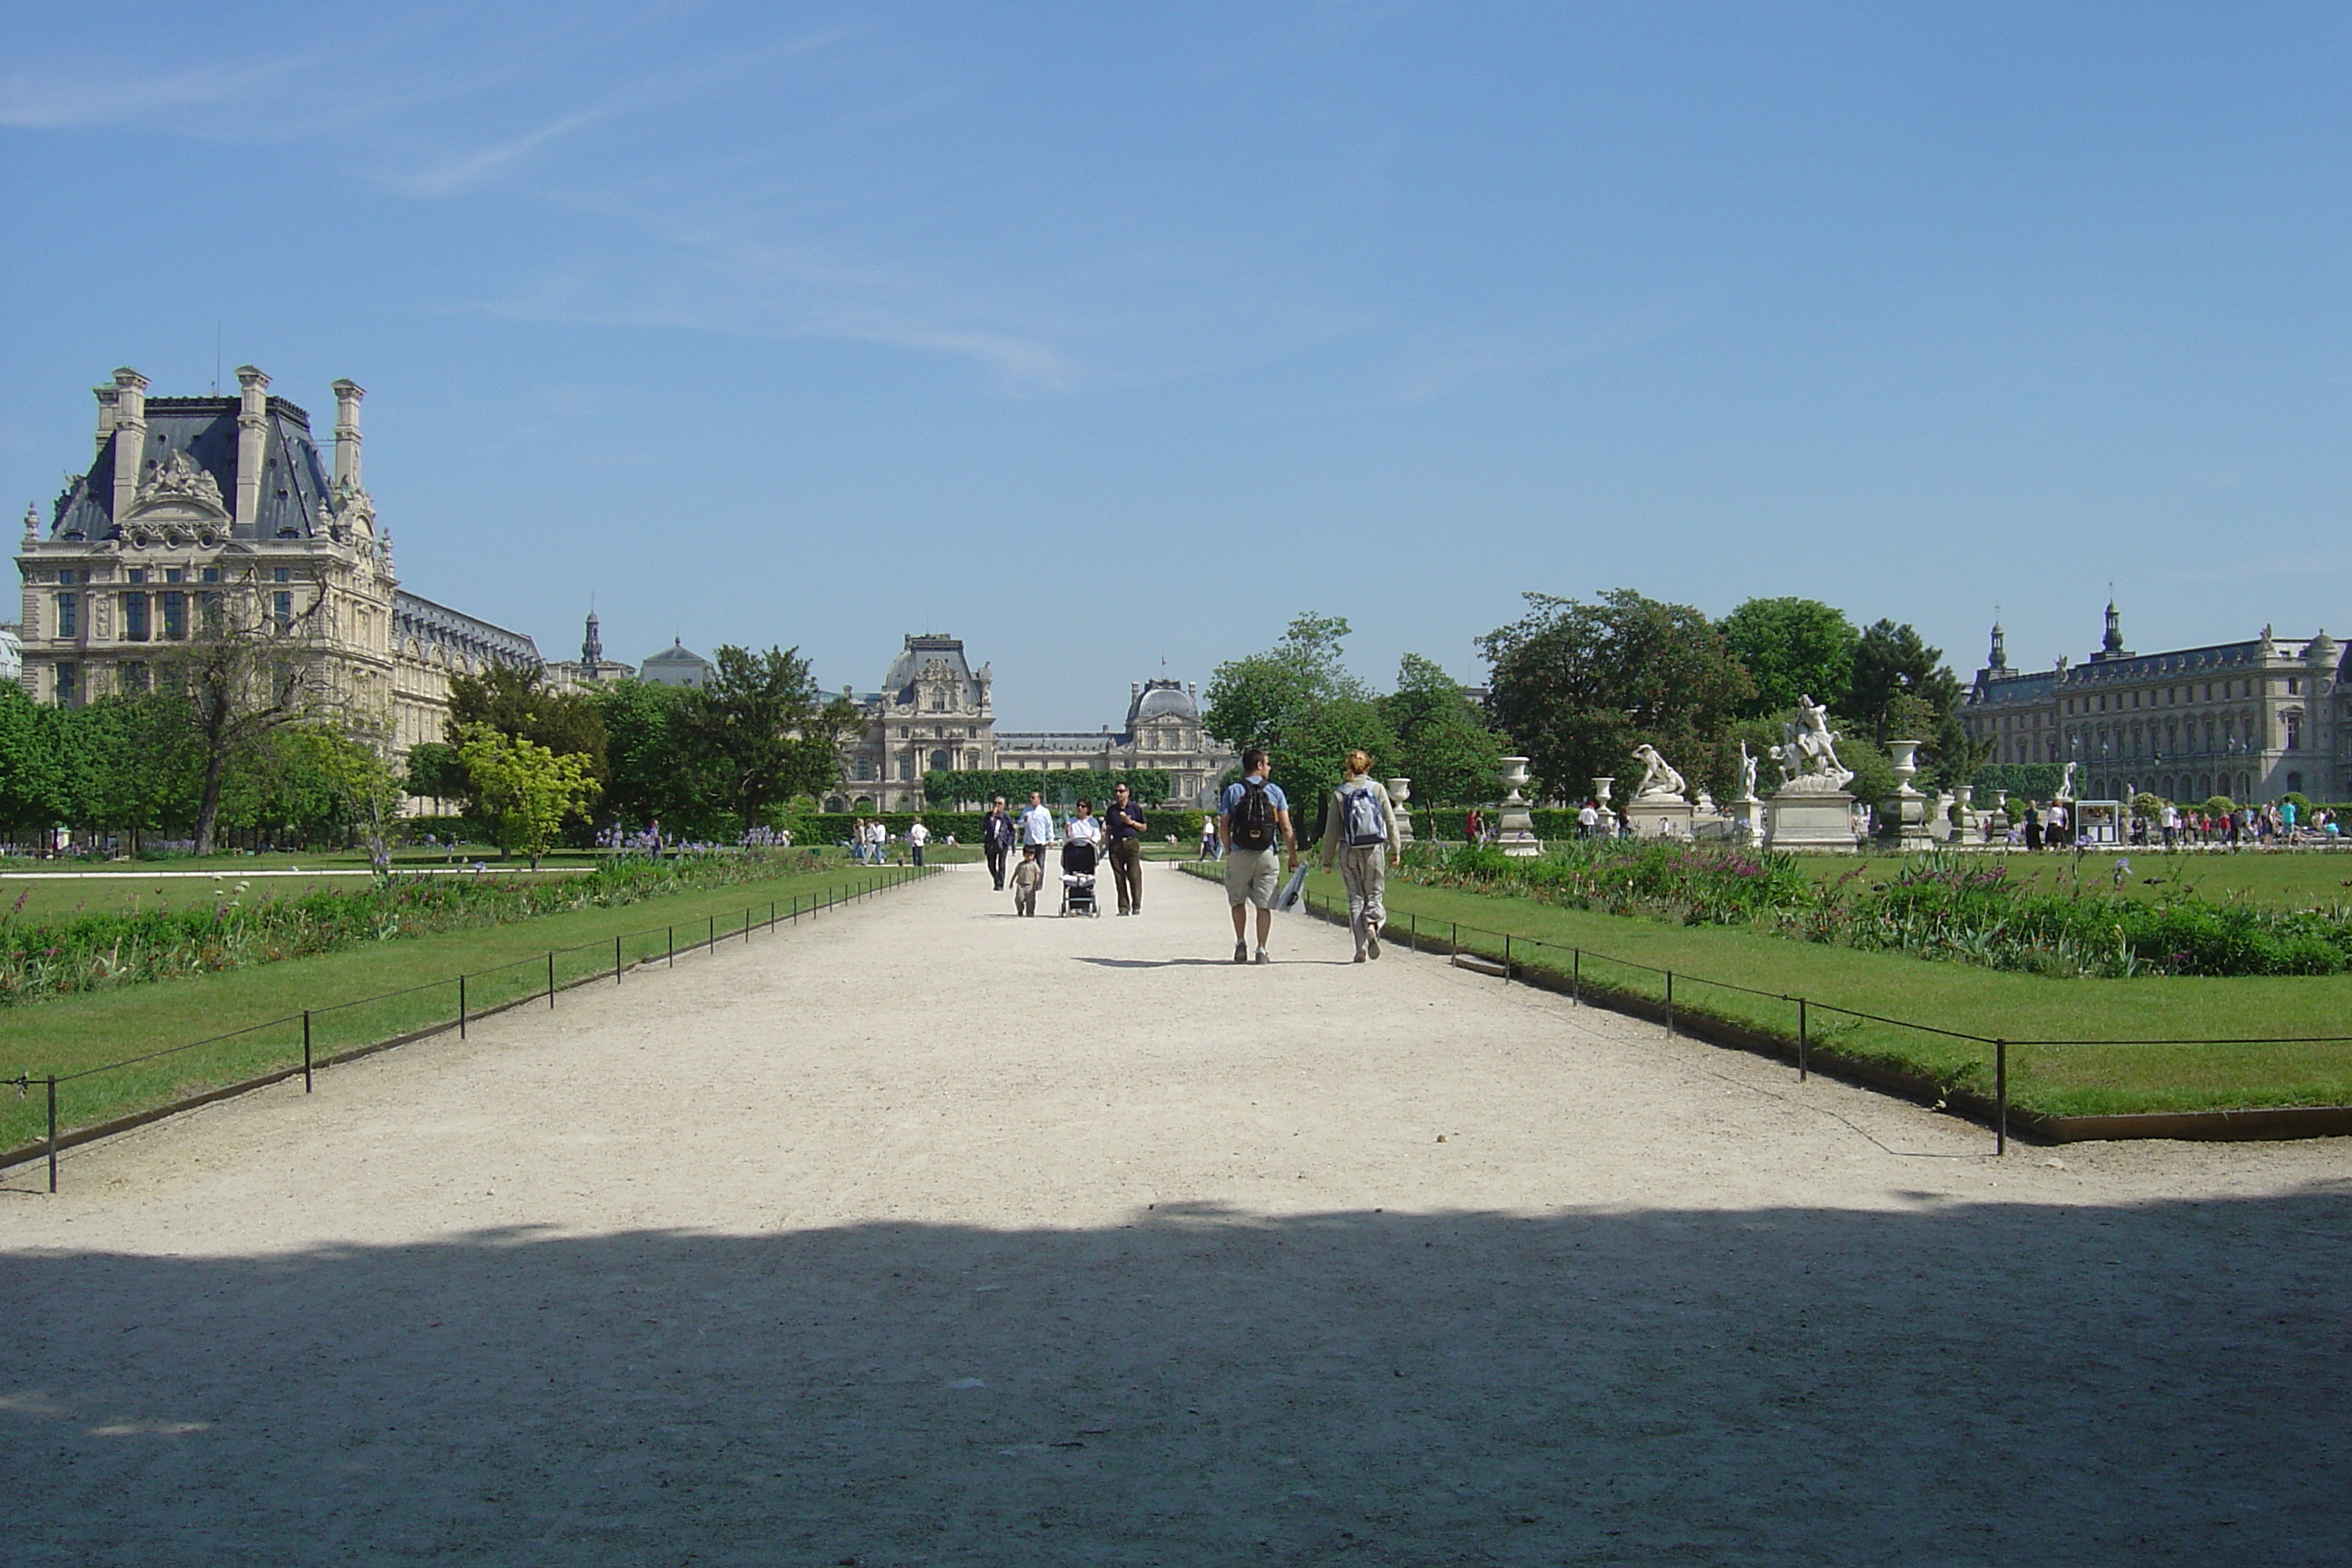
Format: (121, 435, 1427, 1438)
(983, 797, 1017, 889)
(1318, 750, 1402, 962)
(1464, 808, 1485, 847)
(1020, 790, 1056, 865)
(1103, 781, 1149, 915)
(1219, 748, 1298, 965)
(906, 817, 929, 867)
(1199, 813, 1220, 860)
(1577, 799, 1600, 838)
(1011, 846, 1044, 916)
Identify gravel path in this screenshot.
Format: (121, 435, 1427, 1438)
(5, 861, 2348, 1565)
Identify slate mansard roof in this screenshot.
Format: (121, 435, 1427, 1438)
(48, 395, 336, 543)
(394, 592, 541, 670)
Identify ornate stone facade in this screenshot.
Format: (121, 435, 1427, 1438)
(542, 608, 636, 693)
(16, 367, 538, 769)
(1962, 603, 2346, 804)
(991, 680, 1232, 808)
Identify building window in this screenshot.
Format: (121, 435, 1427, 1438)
(126, 567, 146, 584)
(55, 569, 78, 585)
(161, 593, 186, 641)
(2288, 677, 2300, 695)
(930, 749, 951, 771)
(898, 756, 913, 780)
(272, 567, 291, 583)
(200, 566, 219, 583)
(2285, 713, 2303, 750)
(54, 593, 77, 639)
(272, 591, 294, 631)
(165, 567, 184, 583)
(855, 759, 873, 781)
(2288, 770, 2304, 793)
(54, 663, 77, 707)
(122, 593, 149, 642)
(121, 662, 149, 693)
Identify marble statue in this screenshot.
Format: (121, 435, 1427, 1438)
(2057, 760, 2078, 801)
(1737, 742, 1759, 800)
(1630, 743, 1688, 800)
(1767, 694, 1855, 794)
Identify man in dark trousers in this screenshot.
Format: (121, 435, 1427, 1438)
(983, 796, 1018, 890)
(1103, 780, 1149, 915)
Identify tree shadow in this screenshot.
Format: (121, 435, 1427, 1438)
(6, 1188, 2350, 1564)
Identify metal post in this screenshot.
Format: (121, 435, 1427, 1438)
(458, 974, 467, 1039)
(667, 926, 674, 967)
(770, 899, 777, 930)
(615, 934, 623, 984)
(1665, 972, 1674, 1037)
(1409, 913, 1416, 948)
(746, 906, 752, 943)
(46, 1075, 58, 1194)
(1995, 1039, 2008, 1156)
(303, 1010, 314, 1092)
(1572, 948, 1580, 1005)
(709, 914, 716, 952)
(1504, 934, 1512, 982)
(548, 953, 556, 1007)
(1452, 921, 1458, 959)
(1798, 997, 1808, 1081)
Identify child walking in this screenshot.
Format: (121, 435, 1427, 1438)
(1011, 845, 1044, 916)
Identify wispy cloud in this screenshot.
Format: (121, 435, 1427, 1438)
(386, 110, 617, 198)
(0, 56, 312, 129)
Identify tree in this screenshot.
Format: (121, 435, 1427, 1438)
(1847, 619, 1985, 789)
(1720, 598, 1858, 720)
(151, 565, 335, 855)
(308, 722, 407, 875)
(1203, 612, 1397, 814)
(446, 667, 608, 779)
(590, 678, 720, 834)
(681, 645, 864, 831)
(456, 723, 602, 868)
(1377, 653, 1504, 807)
(1478, 589, 1755, 805)
(0, 685, 65, 838)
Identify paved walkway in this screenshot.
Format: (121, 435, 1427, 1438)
(5, 861, 2347, 1564)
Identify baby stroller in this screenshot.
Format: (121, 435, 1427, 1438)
(1059, 840, 1101, 917)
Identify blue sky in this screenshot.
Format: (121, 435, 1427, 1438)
(3, 2, 2345, 728)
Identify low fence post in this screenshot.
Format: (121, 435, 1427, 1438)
(1504, 934, 1513, 982)
(46, 1074, 58, 1194)
(1995, 1039, 2008, 1156)
(303, 1010, 314, 1093)
(548, 952, 557, 1008)
(1452, 921, 1458, 960)
(1798, 997, 1808, 1081)
(1571, 948, 1580, 1005)
(457, 974, 467, 1039)
(667, 926, 674, 967)
(1665, 971, 1675, 1037)
(745, 906, 752, 943)
(615, 934, 623, 984)
(708, 914, 716, 952)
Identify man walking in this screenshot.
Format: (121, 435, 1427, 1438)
(1019, 790, 1057, 868)
(1103, 781, 1149, 915)
(1318, 750, 1402, 961)
(1219, 748, 1298, 965)
(906, 817, 929, 867)
(983, 797, 1016, 889)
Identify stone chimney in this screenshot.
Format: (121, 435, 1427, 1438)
(93, 381, 122, 453)
(331, 379, 366, 492)
(233, 366, 270, 532)
(108, 368, 149, 523)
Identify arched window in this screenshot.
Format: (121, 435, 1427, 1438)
(930, 749, 951, 771)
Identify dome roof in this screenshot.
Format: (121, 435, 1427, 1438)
(1131, 680, 1198, 723)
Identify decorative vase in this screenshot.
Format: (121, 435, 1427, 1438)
(1387, 778, 1414, 844)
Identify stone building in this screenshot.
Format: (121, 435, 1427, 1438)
(832, 633, 997, 810)
(1962, 603, 2345, 805)
(0, 622, 18, 682)
(542, 608, 636, 693)
(640, 639, 715, 690)
(995, 680, 1232, 808)
(15, 366, 539, 764)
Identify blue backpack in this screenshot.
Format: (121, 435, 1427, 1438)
(1339, 784, 1388, 848)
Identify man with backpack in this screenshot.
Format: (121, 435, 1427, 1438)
(1318, 750, 1403, 962)
(1218, 748, 1298, 965)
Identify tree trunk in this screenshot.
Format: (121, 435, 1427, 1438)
(192, 744, 230, 857)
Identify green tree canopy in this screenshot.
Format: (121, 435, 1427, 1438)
(456, 723, 602, 867)
(682, 645, 864, 830)
(1203, 612, 1397, 818)
(446, 667, 609, 779)
(1377, 653, 1505, 807)
(1478, 589, 1755, 805)
(1847, 618, 1984, 789)
(1720, 597, 1857, 720)
(588, 678, 724, 835)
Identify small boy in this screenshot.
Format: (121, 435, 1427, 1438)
(1011, 846, 1044, 916)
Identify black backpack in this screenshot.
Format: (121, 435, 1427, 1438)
(1230, 779, 1279, 851)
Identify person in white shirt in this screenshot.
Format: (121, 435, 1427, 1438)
(906, 818, 930, 867)
(1063, 799, 1103, 850)
(1019, 791, 1057, 858)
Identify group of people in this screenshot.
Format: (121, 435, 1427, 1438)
(2018, 799, 2338, 850)
(1213, 747, 1403, 965)
(982, 785, 1152, 916)
(848, 817, 930, 866)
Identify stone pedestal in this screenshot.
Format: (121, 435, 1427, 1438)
(1732, 793, 1764, 845)
(1764, 790, 1860, 852)
(1386, 779, 1414, 844)
(1624, 797, 1695, 839)
(1497, 758, 1542, 858)
(1878, 740, 1938, 852)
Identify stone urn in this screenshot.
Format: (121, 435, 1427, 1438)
(1497, 758, 1542, 857)
(1880, 740, 1936, 849)
(1386, 778, 1414, 844)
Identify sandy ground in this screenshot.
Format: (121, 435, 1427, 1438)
(5, 860, 2349, 1565)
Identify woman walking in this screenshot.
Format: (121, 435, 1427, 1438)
(1319, 750, 1404, 962)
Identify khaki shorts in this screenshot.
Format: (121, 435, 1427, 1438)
(1225, 848, 1280, 907)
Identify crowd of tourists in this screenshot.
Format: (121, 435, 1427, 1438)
(2016, 798, 2337, 850)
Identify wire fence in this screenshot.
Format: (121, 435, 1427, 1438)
(5, 866, 937, 1191)
(1182, 862, 2352, 1152)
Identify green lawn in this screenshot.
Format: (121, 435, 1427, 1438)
(2, 863, 927, 1155)
(1789, 849, 2352, 910)
(1294, 868, 2352, 1120)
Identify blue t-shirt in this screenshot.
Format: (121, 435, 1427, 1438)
(1220, 777, 1289, 818)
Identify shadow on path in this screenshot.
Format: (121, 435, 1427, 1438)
(8, 1189, 2351, 1564)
